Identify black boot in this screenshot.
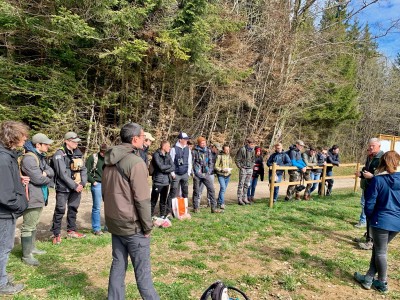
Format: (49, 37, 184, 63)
(31, 230, 46, 255)
(326, 184, 333, 196)
(21, 236, 40, 266)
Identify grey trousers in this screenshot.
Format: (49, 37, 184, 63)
(194, 174, 214, 205)
(108, 233, 159, 300)
(193, 175, 216, 209)
(0, 218, 16, 287)
(237, 168, 252, 201)
(166, 173, 189, 215)
(367, 227, 398, 282)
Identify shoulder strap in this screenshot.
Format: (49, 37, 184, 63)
(24, 152, 40, 167)
(91, 153, 98, 173)
(115, 162, 129, 182)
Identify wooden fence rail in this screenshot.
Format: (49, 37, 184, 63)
(268, 163, 361, 208)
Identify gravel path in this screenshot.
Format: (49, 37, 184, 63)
(17, 178, 359, 240)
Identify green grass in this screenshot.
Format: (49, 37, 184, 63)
(7, 189, 399, 299)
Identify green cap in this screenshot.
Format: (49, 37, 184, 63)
(64, 132, 81, 142)
(32, 133, 53, 145)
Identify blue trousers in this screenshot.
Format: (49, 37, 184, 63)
(247, 177, 259, 198)
(91, 183, 103, 232)
(309, 172, 321, 194)
(217, 175, 230, 205)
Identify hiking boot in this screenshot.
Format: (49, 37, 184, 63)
(303, 194, 311, 201)
(67, 230, 86, 239)
(52, 234, 61, 245)
(372, 280, 388, 293)
(193, 208, 200, 213)
(358, 241, 373, 250)
(243, 199, 251, 205)
(354, 272, 373, 289)
(0, 283, 24, 295)
(238, 200, 245, 205)
(21, 236, 40, 266)
(220, 204, 225, 209)
(93, 230, 104, 236)
(284, 197, 290, 201)
(354, 222, 366, 228)
(31, 230, 46, 255)
(211, 208, 223, 213)
(295, 193, 301, 200)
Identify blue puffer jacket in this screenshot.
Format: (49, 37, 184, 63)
(365, 171, 400, 232)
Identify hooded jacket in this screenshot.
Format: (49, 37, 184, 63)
(287, 145, 307, 170)
(267, 150, 292, 176)
(192, 145, 214, 179)
(20, 141, 54, 208)
(365, 170, 400, 232)
(235, 145, 255, 169)
(326, 149, 340, 172)
(102, 143, 153, 236)
(0, 143, 28, 218)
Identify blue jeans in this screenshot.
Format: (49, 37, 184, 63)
(359, 192, 366, 224)
(247, 177, 259, 198)
(108, 233, 160, 300)
(0, 218, 16, 287)
(309, 172, 321, 194)
(217, 175, 231, 205)
(91, 183, 102, 232)
(272, 173, 283, 201)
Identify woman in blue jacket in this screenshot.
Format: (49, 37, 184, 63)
(354, 151, 400, 293)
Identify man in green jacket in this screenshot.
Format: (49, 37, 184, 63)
(86, 143, 107, 235)
(102, 123, 159, 300)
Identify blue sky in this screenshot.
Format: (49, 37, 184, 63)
(348, 0, 400, 61)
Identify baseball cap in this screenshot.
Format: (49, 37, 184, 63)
(32, 133, 53, 145)
(178, 132, 191, 140)
(213, 142, 222, 151)
(296, 140, 305, 146)
(144, 132, 155, 141)
(64, 132, 81, 142)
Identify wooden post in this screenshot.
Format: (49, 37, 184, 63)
(269, 163, 277, 208)
(354, 162, 360, 193)
(321, 164, 327, 197)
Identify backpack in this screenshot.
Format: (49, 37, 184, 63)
(200, 281, 249, 300)
(148, 158, 155, 176)
(90, 153, 99, 176)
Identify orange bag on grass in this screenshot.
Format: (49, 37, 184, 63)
(171, 197, 191, 220)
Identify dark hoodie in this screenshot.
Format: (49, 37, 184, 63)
(365, 170, 400, 232)
(102, 143, 153, 236)
(0, 143, 28, 218)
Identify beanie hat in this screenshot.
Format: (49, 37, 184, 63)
(197, 136, 206, 145)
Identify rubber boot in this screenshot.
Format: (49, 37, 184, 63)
(21, 236, 40, 266)
(31, 230, 46, 255)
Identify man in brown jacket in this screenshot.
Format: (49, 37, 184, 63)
(102, 122, 159, 300)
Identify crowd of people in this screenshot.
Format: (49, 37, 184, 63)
(0, 120, 399, 298)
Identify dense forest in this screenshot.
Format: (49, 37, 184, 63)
(1, 0, 399, 160)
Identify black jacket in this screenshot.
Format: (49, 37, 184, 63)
(0, 143, 28, 219)
(152, 149, 175, 186)
(327, 149, 340, 172)
(52, 144, 87, 192)
(252, 156, 264, 180)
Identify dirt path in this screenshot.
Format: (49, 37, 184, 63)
(17, 178, 358, 240)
